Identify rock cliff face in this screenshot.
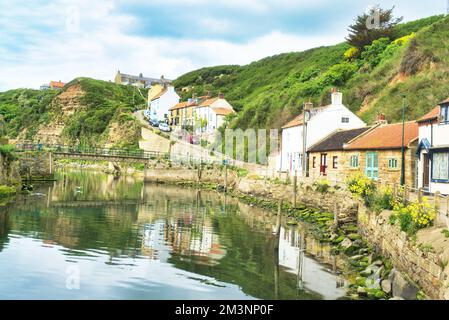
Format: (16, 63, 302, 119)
(0, 153, 21, 186)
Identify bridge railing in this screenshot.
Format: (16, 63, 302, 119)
(15, 143, 168, 160)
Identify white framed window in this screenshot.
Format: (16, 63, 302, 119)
(388, 157, 399, 169)
(350, 154, 359, 168)
(441, 106, 449, 124)
(432, 152, 449, 181)
(342, 117, 350, 123)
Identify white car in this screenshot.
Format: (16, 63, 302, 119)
(159, 123, 171, 132)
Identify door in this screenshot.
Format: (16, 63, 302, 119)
(423, 154, 430, 189)
(365, 152, 379, 180)
(320, 153, 328, 176)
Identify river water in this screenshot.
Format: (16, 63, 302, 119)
(0, 170, 349, 300)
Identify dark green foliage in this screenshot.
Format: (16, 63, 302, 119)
(346, 6, 403, 51)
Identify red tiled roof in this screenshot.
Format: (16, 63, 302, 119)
(50, 81, 65, 88)
(198, 98, 218, 108)
(212, 107, 234, 116)
(345, 122, 419, 150)
(151, 88, 168, 101)
(417, 107, 440, 123)
(282, 113, 304, 129)
(169, 101, 188, 111)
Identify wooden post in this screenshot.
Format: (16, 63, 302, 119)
(435, 191, 441, 211)
(274, 200, 282, 251)
(48, 152, 53, 175)
(224, 164, 228, 193)
(393, 183, 398, 198)
(292, 171, 297, 208)
(418, 188, 423, 202)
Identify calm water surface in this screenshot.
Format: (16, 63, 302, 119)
(0, 170, 349, 300)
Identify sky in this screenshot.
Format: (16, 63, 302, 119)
(0, 0, 446, 91)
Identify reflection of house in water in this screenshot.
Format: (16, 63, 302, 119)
(139, 209, 226, 266)
(278, 227, 346, 300)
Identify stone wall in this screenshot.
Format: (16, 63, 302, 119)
(18, 151, 54, 181)
(358, 205, 449, 300)
(144, 167, 359, 220)
(0, 154, 21, 186)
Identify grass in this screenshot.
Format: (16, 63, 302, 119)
(0, 185, 16, 198)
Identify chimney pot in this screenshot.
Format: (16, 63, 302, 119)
(304, 101, 313, 111)
(331, 90, 343, 106)
(218, 93, 224, 99)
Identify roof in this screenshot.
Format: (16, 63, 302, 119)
(440, 97, 449, 104)
(282, 114, 304, 129)
(169, 102, 188, 111)
(119, 73, 172, 84)
(345, 122, 419, 150)
(198, 98, 218, 108)
(417, 107, 440, 123)
(50, 81, 65, 88)
(212, 107, 234, 116)
(281, 106, 329, 130)
(151, 88, 168, 101)
(308, 127, 371, 153)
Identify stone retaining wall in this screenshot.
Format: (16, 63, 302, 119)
(144, 168, 359, 220)
(358, 204, 449, 300)
(18, 151, 54, 181)
(0, 154, 21, 186)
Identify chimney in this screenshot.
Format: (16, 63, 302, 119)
(331, 88, 343, 106)
(304, 100, 313, 111)
(375, 113, 388, 125)
(206, 91, 212, 99)
(139, 73, 143, 78)
(218, 93, 225, 99)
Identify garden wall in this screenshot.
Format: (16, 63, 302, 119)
(358, 204, 449, 300)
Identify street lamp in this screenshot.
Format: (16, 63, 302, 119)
(302, 101, 313, 177)
(400, 95, 407, 186)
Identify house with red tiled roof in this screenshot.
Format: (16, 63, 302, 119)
(279, 90, 366, 174)
(416, 99, 449, 194)
(193, 93, 235, 135)
(343, 121, 419, 186)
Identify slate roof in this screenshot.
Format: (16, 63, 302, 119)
(308, 127, 371, 153)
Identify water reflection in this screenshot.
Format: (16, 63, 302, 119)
(0, 169, 348, 300)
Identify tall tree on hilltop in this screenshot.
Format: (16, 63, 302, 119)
(346, 5, 403, 51)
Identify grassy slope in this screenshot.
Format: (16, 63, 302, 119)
(0, 78, 147, 148)
(173, 15, 447, 129)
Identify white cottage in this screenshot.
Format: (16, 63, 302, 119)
(416, 99, 449, 195)
(280, 90, 366, 174)
(194, 94, 235, 135)
(149, 85, 180, 122)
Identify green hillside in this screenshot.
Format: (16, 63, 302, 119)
(0, 78, 146, 148)
(173, 15, 447, 129)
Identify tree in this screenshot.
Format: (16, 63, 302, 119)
(0, 115, 5, 137)
(346, 5, 403, 52)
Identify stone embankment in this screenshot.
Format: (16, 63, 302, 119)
(0, 153, 21, 186)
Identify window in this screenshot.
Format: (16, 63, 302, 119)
(312, 157, 317, 168)
(333, 156, 338, 169)
(342, 117, 350, 123)
(441, 105, 449, 124)
(388, 158, 399, 169)
(350, 155, 359, 168)
(432, 152, 449, 181)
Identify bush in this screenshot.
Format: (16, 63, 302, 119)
(0, 144, 17, 162)
(314, 180, 331, 194)
(344, 47, 360, 60)
(347, 173, 377, 206)
(390, 197, 437, 235)
(0, 185, 16, 198)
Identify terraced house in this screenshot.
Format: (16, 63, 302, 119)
(307, 127, 372, 180)
(344, 122, 419, 187)
(416, 98, 449, 194)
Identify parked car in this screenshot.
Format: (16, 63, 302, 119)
(159, 123, 171, 132)
(143, 110, 151, 119)
(149, 119, 159, 127)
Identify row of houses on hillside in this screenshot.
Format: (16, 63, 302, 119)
(114, 71, 171, 88)
(278, 90, 449, 194)
(40, 81, 66, 90)
(169, 93, 235, 136)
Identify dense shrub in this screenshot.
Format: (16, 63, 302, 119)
(389, 197, 436, 235)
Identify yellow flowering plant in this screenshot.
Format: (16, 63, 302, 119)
(390, 197, 436, 235)
(346, 173, 376, 206)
